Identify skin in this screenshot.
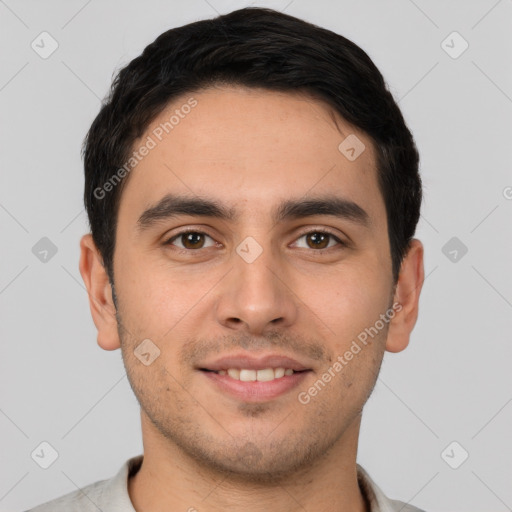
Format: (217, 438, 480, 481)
(79, 85, 424, 512)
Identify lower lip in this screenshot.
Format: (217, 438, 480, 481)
(201, 370, 311, 402)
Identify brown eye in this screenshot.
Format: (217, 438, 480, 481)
(293, 230, 344, 250)
(166, 231, 216, 250)
(306, 232, 330, 249)
(181, 232, 205, 249)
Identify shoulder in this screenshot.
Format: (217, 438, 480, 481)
(387, 498, 427, 512)
(25, 455, 142, 512)
(24, 477, 110, 512)
(356, 463, 428, 512)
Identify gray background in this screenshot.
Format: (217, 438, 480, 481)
(1, 1, 511, 511)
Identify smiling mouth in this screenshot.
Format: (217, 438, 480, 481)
(200, 368, 310, 382)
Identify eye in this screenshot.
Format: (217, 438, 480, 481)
(163, 228, 346, 253)
(292, 230, 345, 250)
(165, 230, 217, 250)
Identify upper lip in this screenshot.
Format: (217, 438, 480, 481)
(198, 353, 311, 372)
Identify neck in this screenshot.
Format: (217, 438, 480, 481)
(128, 413, 369, 512)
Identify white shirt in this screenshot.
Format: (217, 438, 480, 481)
(26, 455, 426, 512)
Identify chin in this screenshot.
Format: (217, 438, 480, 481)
(184, 437, 326, 485)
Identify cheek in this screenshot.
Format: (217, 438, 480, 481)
(299, 264, 391, 350)
(116, 255, 221, 342)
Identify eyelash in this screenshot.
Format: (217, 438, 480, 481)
(163, 228, 347, 254)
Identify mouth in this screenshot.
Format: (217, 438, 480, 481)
(197, 353, 313, 402)
(200, 367, 308, 382)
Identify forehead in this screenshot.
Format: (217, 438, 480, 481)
(118, 85, 385, 226)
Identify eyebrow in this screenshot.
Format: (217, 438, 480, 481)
(136, 193, 370, 231)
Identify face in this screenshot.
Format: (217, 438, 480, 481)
(83, 85, 422, 482)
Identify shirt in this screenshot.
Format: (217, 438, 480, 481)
(26, 455, 426, 512)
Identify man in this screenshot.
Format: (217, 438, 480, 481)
(28, 7, 425, 512)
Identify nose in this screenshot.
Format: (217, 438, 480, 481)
(214, 243, 299, 335)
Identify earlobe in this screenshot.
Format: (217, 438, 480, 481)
(79, 234, 121, 351)
(385, 239, 424, 353)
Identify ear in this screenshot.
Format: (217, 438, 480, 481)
(79, 234, 121, 351)
(385, 238, 424, 353)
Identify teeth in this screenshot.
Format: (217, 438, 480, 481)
(240, 369, 256, 382)
(256, 368, 275, 382)
(274, 367, 285, 378)
(218, 367, 296, 381)
(227, 368, 240, 379)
